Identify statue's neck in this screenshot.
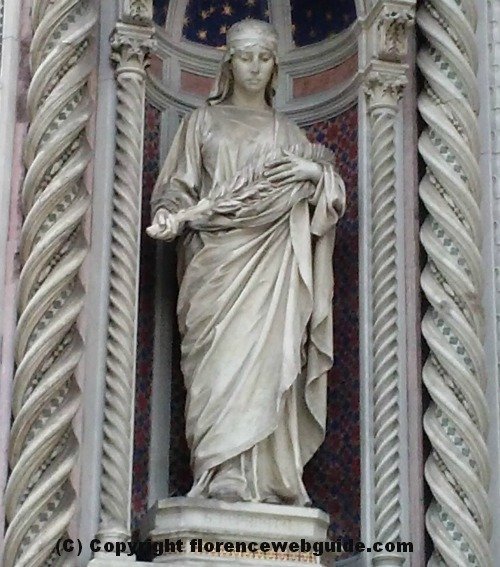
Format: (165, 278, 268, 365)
(228, 88, 270, 111)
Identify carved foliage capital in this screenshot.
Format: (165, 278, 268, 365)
(110, 23, 155, 74)
(376, 4, 415, 62)
(365, 70, 407, 113)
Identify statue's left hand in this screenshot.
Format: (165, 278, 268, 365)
(263, 150, 322, 187)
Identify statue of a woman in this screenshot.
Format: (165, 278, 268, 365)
(148, 19, 345, 507)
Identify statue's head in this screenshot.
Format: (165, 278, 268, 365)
(208, 19, 279, 107)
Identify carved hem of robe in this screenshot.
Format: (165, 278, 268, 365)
(178, 170, 342, 504)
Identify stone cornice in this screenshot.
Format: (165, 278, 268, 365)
(153, 22, 358, 78)
(147, 20, 360, 122)
(145, 70, 359, 125)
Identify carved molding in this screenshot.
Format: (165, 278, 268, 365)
(364, 63, 407, 567)
(122, 0, 153, 23)
(376, 5, 414, 61)
(363, 1, 415, 65)
(146, 70, 360, 126)
(96, 20, 154, 546)
(150, 13, 359, 122)
(3, 1, 97, 566)
(417, 0, 492, 564)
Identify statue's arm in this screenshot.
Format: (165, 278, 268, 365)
(310, 164, 346, 236)
(150, 110, 204, 221)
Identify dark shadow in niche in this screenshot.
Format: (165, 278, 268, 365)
(167, 269, 193, 496)
(153, 0, 169, 26)
(290, 0, 357, 46)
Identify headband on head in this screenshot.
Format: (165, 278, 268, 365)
(223, 19, 279, 61)
(207, 19, 279, 106)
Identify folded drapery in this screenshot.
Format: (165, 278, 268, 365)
(149, 105, 345, 503)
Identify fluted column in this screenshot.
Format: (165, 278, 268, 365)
(417, 0, 492, 565)
(365, 67, 406, 567)
(96, 17, 153, 547)
(3, 1, 97, 566)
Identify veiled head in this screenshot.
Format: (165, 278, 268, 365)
(208, 19, 279, 107)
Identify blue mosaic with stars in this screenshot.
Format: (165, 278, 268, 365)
(154, 0, 357, 46)
(153, 0, 356, 47)
(291, 0, 356, 46)
(182, 0, 270, 46)
(153, 0, 169, 26)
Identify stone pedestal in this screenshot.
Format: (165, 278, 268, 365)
(143, 497, 334, 566)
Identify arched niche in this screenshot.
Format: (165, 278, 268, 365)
(134, 2, 365, 566)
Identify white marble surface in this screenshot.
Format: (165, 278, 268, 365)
(147, 497, 329, 538)
(153, 558, 326, 566)
(144, 497, 332, 566)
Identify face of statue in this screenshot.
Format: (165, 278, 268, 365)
(230, 46, 275, 97)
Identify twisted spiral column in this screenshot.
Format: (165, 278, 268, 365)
(96, 23, 153, 545)
(0, 0, 4, 62)
(3, 1, 96, 565)
(417, 0, 492, 565)
(365, 72, 406, 566)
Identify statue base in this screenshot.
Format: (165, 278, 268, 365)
(143, 497, 334, 566)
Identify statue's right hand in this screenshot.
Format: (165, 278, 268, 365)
(146, 208, 182, 241)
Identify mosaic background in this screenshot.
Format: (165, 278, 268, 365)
(183, 0, 270, 46)
(133, 103, 360, 551)
(133, 103, 161, 521)
(303, 110, 360, 542)
(290, 0, 356, 46)
(153, 0, 356, 46)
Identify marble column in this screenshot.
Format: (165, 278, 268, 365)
(417, 0, 492, 564)
(3, 1, 97, 565)
(95, 5, 154, 551)
(360, 2, 416, 565)
(365, 67, 407, 567)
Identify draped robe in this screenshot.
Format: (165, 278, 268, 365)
(151, 104, 345, 504)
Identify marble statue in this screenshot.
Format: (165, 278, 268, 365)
(147, 19, 345, 506)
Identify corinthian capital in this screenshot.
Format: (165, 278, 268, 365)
(364, 66, 407, 113)
(110, 22, 155, 73)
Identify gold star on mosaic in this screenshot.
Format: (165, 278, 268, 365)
(220, 24, 228, 35)
(264, 9, 270, 17)
(197, 29, 208, 40)
(183, 16, 190, 27)
(246, 0, 256, 6)
(201, 9, 210, 19)
(326, 11, 333, 21)
(222, 3, 233, 16)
